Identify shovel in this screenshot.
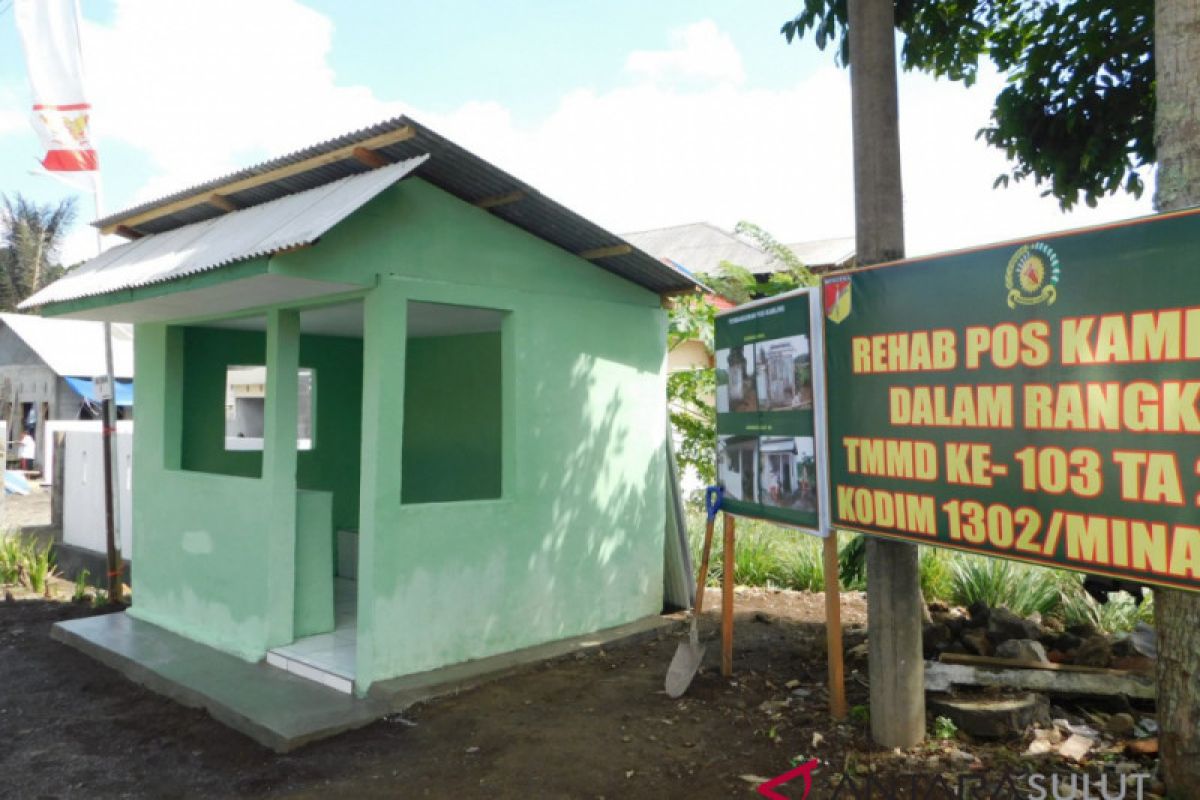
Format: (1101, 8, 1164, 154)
(665, 488, 722, 698)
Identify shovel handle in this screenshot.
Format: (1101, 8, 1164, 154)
(694, 515, 716, 615)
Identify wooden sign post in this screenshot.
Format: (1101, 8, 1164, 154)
(721, 512, 736, 677)
(823, 531, 847, 718)
(714, 512, 848, 719)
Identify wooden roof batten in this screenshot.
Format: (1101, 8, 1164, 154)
(577, 244, 633, 260)
(101, 126, 416, 238)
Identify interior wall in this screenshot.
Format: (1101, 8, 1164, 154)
(402, 332, 500, 504)
(180, 326, 266, 477)
(178, 325, 363, 530)
(296, 333, 363, 531)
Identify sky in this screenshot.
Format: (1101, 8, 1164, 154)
(0, 0, 1154, 268)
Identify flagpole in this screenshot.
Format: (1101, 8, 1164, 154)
(95, 186, 123, 605)
(74, 0, 121, 605)
(17, 0, 122, 604)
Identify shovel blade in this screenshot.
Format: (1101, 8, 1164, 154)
(665, 641, 706, 698)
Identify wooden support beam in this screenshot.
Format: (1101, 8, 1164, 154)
(205, 193, 239, 213)
(474, 190, 525, 209)
(100, 125, 416, 235)
(271, 242, 317, 258)
(352, 147, 389, 169)
(939, 652, 1149, 676)
(577, 243, 633, 260)
(925, 661, 1155, 700)
(721, 512, 735, 677)
(824, 532, 847, 719)
(113, 225, 145, 240)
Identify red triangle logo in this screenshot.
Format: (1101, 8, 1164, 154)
(757, 758, 819, 799)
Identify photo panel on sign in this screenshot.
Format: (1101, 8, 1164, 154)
(755, 332, 813, 413)
(717, 434, 760, 504)
(716, 341, 759, 416)
(759, 435, 817, 513)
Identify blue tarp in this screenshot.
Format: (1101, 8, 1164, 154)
(4, 470, 32, 495)
(64, 376, 134, 406)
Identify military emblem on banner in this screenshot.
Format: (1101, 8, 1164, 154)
(1005, 242, 1061, 309)
(824, 275, 852, 323)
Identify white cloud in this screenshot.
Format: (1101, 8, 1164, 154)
(0, 84, 29, 136)
(896, 68, 1153, 256)
(58, 10, 1151, 264)
(0, 109, 24, 136)
(625, 19, 745, 88)
(409, 23, 1151, 260)
(416, 71, 857, 246)
(81, 0, 401, 203)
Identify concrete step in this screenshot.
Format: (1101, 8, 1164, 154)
(52, 611, 384, 752)
(266, 650, 353, 694)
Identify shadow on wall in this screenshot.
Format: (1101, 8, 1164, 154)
(368, 308, 667, 682)
(530, 354, 665, 620)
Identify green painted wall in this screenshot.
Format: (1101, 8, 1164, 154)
(178, 326, 363, 530)
(296, 334, 363, 531)
(295, 489, 334, 637)
(180, 326, 265, 478)
(128, 324, 281, 660)
(402, 332, 501, 504)
(127, 175, 667, 685)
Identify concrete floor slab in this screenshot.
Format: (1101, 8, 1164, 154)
(53, 610, 676, 752)
(51, 613, 384, 752)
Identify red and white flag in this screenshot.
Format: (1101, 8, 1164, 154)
(14, 0, 98, 175)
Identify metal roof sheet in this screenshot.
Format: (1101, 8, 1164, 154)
(20, 156, 427, 310)
(623, 222, 856, 276)
(784, 237, 856, 270)
(0, 312, 135, 377)
(623, 222, 775, 275)
(90, 115, 698, 295)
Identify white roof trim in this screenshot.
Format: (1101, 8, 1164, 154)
(20, 155, 429, 310)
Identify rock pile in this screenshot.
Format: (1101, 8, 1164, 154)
(921, 601, 1155, 672)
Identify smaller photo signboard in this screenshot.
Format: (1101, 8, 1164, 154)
(714, 288, 831, 535)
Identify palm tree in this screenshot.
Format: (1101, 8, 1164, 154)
(0, 194, 78, 311)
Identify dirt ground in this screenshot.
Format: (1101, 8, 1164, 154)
(3, 484, 52, 530)
(0, 585, 1158, 799)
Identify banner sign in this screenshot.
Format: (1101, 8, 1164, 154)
(824, 209, 1200, 592)
(15, 0, 99, 174)
(715, 288, 830, 535)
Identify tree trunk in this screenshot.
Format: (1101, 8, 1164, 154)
(848, 0, 925, 748)
(1153, 0, 1200, 792)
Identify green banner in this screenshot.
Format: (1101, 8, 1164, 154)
(824, 209, 1200, 592)
(715, 291, 822, 531)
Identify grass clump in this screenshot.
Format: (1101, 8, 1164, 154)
(0, 533, 60, 596)
(918, 546, 953, 603)
(948, 555, 1060, 617)
(778, 537, 826, 592)
(1053, 572, 1153, 634)
(685, 510, 1153, 633)
(72, 569, 92, 603)
(0, 534, 23, 585)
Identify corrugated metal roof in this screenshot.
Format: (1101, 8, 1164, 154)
(785, 237, 856, 270)
(92, 115, 699, 295)
(623, 222, 775, 275)
(20, 156, 427, 310)
(0, 313, 134, 378)
(624, 222, 856, 276)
